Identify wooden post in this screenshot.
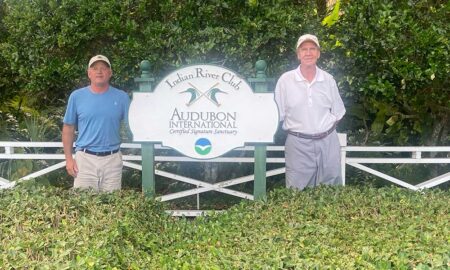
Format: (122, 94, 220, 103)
(134, 60, 156, 197)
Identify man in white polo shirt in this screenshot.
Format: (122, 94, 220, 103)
(275, 34, 346, 190)
(62, 55, 130, 192)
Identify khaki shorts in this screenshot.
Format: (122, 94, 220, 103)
(74, 151, 123, 192)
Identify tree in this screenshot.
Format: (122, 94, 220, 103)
(1, 0, 448, 144)
(0, 0, 14, 105)
(321, 0, 449, 146)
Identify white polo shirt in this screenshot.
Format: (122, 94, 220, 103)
(274, 66, 345, 134)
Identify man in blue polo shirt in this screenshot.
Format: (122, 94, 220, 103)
(62, 55, 130, 191)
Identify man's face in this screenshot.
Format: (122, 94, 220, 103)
(88, 61, 112, 87)
(296, 41, 320, 67)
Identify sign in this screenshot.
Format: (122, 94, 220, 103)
(129, 64, 279, 159)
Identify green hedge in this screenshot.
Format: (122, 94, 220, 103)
(1, 185, 448, 269)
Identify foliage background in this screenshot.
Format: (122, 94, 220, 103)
(0, 0, 447, 145)
(0, 0, 448, 187)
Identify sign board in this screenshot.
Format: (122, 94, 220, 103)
(129, 65, 279, 159)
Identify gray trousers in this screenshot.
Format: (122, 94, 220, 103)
(285, 130, 342, 190)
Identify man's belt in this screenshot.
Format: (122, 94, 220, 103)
(288, 124, 336, 140)
(80, 148, 120, 156)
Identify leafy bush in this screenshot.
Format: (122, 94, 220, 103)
(321, 0, 449, 146)
(0, 0, 318, 106)
(0, 184, 169, 269)
(1, 184, 448, 269)
(1, 0, 448, 146)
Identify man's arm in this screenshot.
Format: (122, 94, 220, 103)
(274, 78, 286, 123)
(330, 78, 346, 121)
(62, 124, 78, 177)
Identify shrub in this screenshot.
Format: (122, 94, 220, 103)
(322, 0, 449, 146)
(1, 184, 448, 269)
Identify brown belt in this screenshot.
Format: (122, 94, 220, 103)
(288, 124, 336, 140)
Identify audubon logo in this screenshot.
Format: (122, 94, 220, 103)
(180, 82, 227, 107)
(194, 138, 212, 155)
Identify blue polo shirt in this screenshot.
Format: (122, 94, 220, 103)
(63, 86, 130, 152)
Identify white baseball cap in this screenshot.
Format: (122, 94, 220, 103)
(296, 34, 320, 49)
(88, 55, 111, 68)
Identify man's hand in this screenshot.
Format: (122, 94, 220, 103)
(65, 157, 78, 177)
(62, 124, 77, 177)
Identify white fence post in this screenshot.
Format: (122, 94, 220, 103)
(338, 133, 347, 186)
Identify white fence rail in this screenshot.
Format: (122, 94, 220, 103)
(1, 139, 449, 206)
(345, 146, 450, 190)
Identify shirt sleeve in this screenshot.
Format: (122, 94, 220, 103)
(274, 78, 285, 122)
(330, 79, 346, 121)
(122, 93, 131, 125)
(63, 93, 77, 126)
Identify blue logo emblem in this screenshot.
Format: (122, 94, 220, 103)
(195, 138, 212, 155)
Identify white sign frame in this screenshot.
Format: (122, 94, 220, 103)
(129, 64, 279, 159)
